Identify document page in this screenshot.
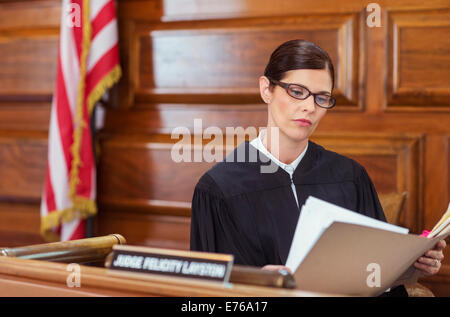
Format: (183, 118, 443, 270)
(286, 196, 409, 272)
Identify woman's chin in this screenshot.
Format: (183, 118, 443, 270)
(285, 128, 311, 144)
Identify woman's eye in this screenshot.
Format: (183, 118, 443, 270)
(291, 89, 305, 97)
(316, 95, 330, 104)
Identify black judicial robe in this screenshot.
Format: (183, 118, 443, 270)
(190, 140, 408, 296)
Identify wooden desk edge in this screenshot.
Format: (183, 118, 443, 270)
(0, 256, 343, 297)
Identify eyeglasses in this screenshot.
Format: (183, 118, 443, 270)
(267, 77, 336, 109)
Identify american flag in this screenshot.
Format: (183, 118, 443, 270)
(41, 0, 121, 241)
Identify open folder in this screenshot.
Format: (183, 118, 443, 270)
(286, 197, 450, 296)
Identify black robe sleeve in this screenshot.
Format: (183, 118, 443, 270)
(190, 174, 221, 253)
(190, 173, 250, 264)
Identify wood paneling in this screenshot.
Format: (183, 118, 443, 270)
(133, 13, 360, 108)
(98, 136, 213, 204)
(424, 135, 449, 230)
(143, 0, 450, 21)
(0, 102, 50, 131)
(0, 202, 46, 247)
(310, 133, 424, 232)
(387, 9, 450, 110)
(0, 0, 61, 30)
(0, 131, 47, 201)
(0, 1, 58, 249)
(0, 32, 59, 98)
(96, 210, 191, 250)
(103, 104, 268, 134)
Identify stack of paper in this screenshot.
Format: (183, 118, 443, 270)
(286, 196, 450, 296)
(286, 197, 409, 273)
(428, 203, 450, 238)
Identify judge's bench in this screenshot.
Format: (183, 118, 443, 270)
(0, 233, 435, 297)
(0, 234, 335, 297)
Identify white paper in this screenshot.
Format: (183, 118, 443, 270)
(428, 203, 450, 238)
(429, 217, 450, 238)
(285, 196, 409, 273)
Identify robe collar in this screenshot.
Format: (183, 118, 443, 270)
(230, 139, 319, 189)
(249, 129, 308, 177)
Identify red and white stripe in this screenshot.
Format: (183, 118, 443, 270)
(41, 0, 120, 241)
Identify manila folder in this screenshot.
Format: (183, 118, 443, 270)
(293, 221, 449, 296)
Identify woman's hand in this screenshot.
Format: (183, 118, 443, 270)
(261, 265, 292, 274)
(413, 240, 446, 277)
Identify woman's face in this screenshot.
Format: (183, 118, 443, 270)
(260, 68, 332, 143)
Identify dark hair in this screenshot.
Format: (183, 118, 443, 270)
(264, 39, 335, 90)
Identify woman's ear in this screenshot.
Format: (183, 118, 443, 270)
(259, 76, 272, 104)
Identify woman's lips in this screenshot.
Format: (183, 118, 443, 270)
(293, 119, 312, 127)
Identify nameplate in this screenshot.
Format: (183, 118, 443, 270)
(108, 245, 234, 283)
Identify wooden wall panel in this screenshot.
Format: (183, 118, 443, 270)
(0, 131, 47, 201)
(387, 9, 450, 110)
(0, 0, 61, 30)
(98, 139, 211, 204)
(147, 0, 450, 21)
(0, 202, 46, 247)
(0, 102, 50, 131)
(133, 13, 360, 108)
(0, 33, 58, 97)
(97, 133, 423, 232)
(103, 104, 267, 134)
(311, 134, 424, 232)
(96, 210, 190, 250)
(0, 0, 58, 248)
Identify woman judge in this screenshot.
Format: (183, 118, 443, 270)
(190, 40, 446, 296)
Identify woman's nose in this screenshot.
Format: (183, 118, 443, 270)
(300, 95, 316, 113)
